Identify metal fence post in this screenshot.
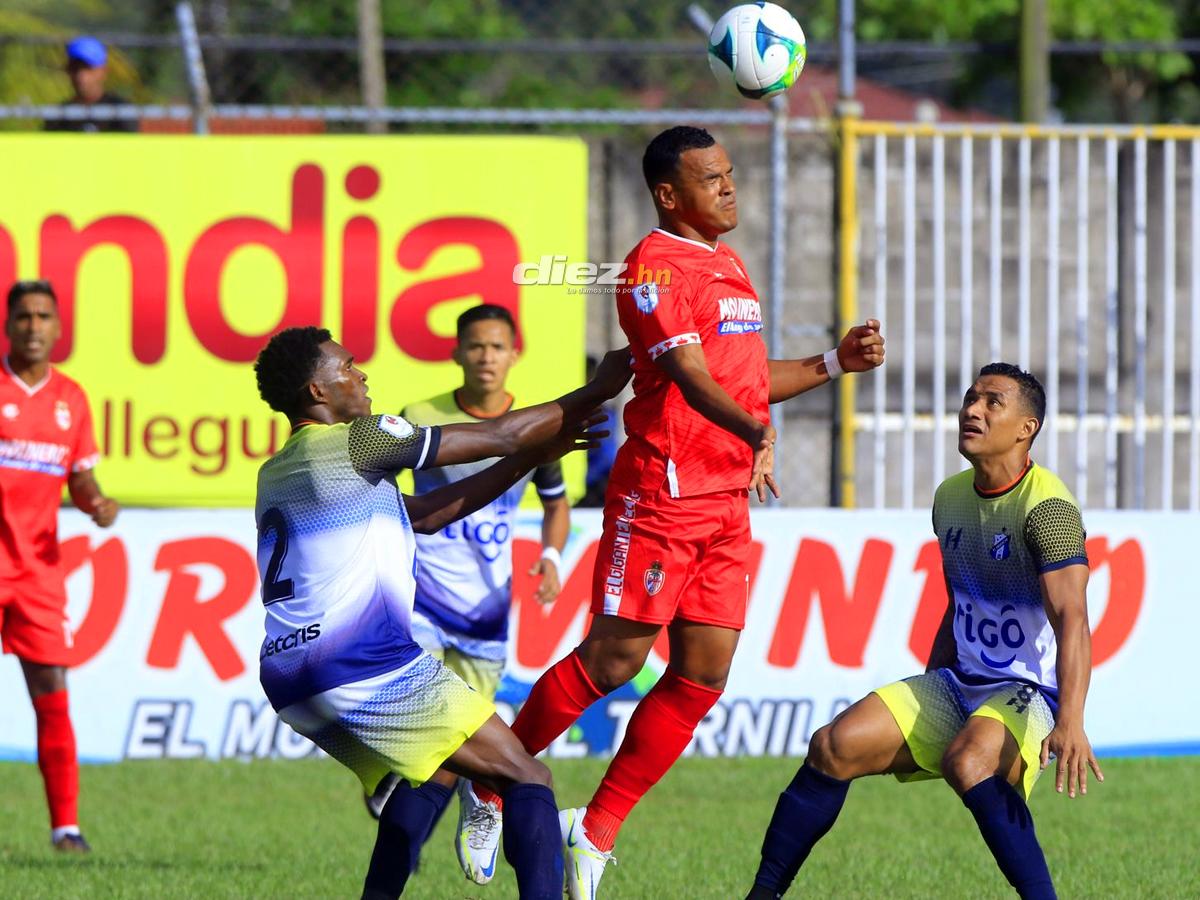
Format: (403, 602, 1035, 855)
(767, 94, 789, 506)
(176, 2, 212, 135)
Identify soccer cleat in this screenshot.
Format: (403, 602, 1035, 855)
(52, 832, 91, 854)
(560, 807, 615, 900)
(455, 780, 502, 884)
(363, 772, 400, 820)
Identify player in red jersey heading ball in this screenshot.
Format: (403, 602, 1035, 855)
(457, 127, 885, 898)
(0, 280, 119, 853)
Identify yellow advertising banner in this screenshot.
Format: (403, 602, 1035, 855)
(0, 136, 588, 506)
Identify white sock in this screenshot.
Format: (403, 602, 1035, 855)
(51, 825, 81, 842)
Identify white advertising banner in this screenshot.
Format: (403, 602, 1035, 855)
(1, 508, 1194, 762)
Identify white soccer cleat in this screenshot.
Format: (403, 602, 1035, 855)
(560, 807, 615, 900)
(455, 780, 503, 885)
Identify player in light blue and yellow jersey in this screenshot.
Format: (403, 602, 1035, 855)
(252, 326, 629, 899)
(405, 305, 569, 698)
(749, 364, 1104, 900)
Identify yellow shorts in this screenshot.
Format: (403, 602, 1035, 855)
(277, 653, 494, 791)
(425, 646, 505, 702)
(874, 669, 1055, 800)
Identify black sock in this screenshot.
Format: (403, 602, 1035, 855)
(753, 763, 851, 896)
(416, 778, 455, 851)
(501, 783, 564, 900)
(361, 780, 453, 900)
(961, 776, 1056, 900)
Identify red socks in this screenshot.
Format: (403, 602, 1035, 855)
(33, 690, 79, 830)
(474, 650, 606, 807)
(583, 669, 720, 851)
(511, 650, 606, 755)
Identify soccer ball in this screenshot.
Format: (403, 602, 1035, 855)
(707, 3, 807, 101)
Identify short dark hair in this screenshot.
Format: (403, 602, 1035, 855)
(254, 326, 333, 416)
(642, 126, 717, 191)
(7, 280, 58, 314)
(456, 304, 516, 342)
(978, 362, 1046, 441)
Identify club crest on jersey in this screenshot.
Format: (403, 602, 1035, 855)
(634, 281, 659, 314)
(1, 403, 17, 420)
(54, 400, 71, 431)
(378, 415, 414, 439)
(644, 560, 666, 596)
(990, 529, 1011, 561)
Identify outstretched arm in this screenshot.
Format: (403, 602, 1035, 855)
(431, 348, 631, 466)
(1039, 563, 1103, 798)
(405, 418, 603, 534)
(768, 319, 885, 404)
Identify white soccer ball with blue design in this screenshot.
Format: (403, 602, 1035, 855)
(707, 2, 807, 100)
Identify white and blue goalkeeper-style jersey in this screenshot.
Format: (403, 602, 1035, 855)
(254, 414, 441, 710)
(932, 462, 1089, 713)
(403, 392, 565, 658)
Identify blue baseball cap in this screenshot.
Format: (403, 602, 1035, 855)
(66, 36, 107, 67)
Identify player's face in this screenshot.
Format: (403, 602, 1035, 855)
(311, 341, 371, 422)
(958, 375, 1038, 460)
(5, 293, 61, 366)
(453, 319, 518, 395)
(666, 145, 738, 238)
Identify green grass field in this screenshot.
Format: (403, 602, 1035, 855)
(0, 756, 1196, 899)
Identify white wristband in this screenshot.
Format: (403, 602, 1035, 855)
(540, 546, 562, 569)
(823, 348, 844, 380)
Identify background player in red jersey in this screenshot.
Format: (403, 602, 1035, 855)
(462, 127, 885, 898)
(0, 280, 119, 853)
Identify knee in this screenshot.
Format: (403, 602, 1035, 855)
(576, 643, 645, 694)
(806, 724, 852, 780)
(494, 747, 552, 791)
(941, 742, 992, 794)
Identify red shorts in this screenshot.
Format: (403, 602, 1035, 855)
(0, 576, 72, 666)
(591, 484, 751, 630)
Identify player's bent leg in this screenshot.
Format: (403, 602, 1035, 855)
(748, 694, 918, 900)
(501, 614, 659, 770)
(20, 660, 87, 852)
(945, 715, 1056, 900)
(578, 619, 730, 871)
(444, 715, 563, 900)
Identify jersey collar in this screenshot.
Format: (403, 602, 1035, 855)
(3, 356, 52, 396)
(652, 227, 719, 253)
(973, 457, 1033, 499)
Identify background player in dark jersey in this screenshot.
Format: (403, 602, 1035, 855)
(748, 364, 1102, 900)
(461, 127, 885, 899)
(1, 280, 119, 852)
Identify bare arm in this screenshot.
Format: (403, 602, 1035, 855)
(656, 342, 777, 501)
(432, 348, 630, 467)
(924, 570, 958, 671)
(406, 422, 600, 535)
(530, 494, 570, 604)
(768, 319, 886, 404)
(1038, 563, 1103, 798)
(67, 470, 119, 527)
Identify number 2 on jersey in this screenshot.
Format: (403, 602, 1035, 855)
(260, 507, 295, 605)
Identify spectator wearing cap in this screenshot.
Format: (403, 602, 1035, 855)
(44, 36, 138, 133)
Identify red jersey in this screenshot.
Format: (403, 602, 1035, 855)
(0, 362, 99, 582)
(612, 228, 769, 498)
